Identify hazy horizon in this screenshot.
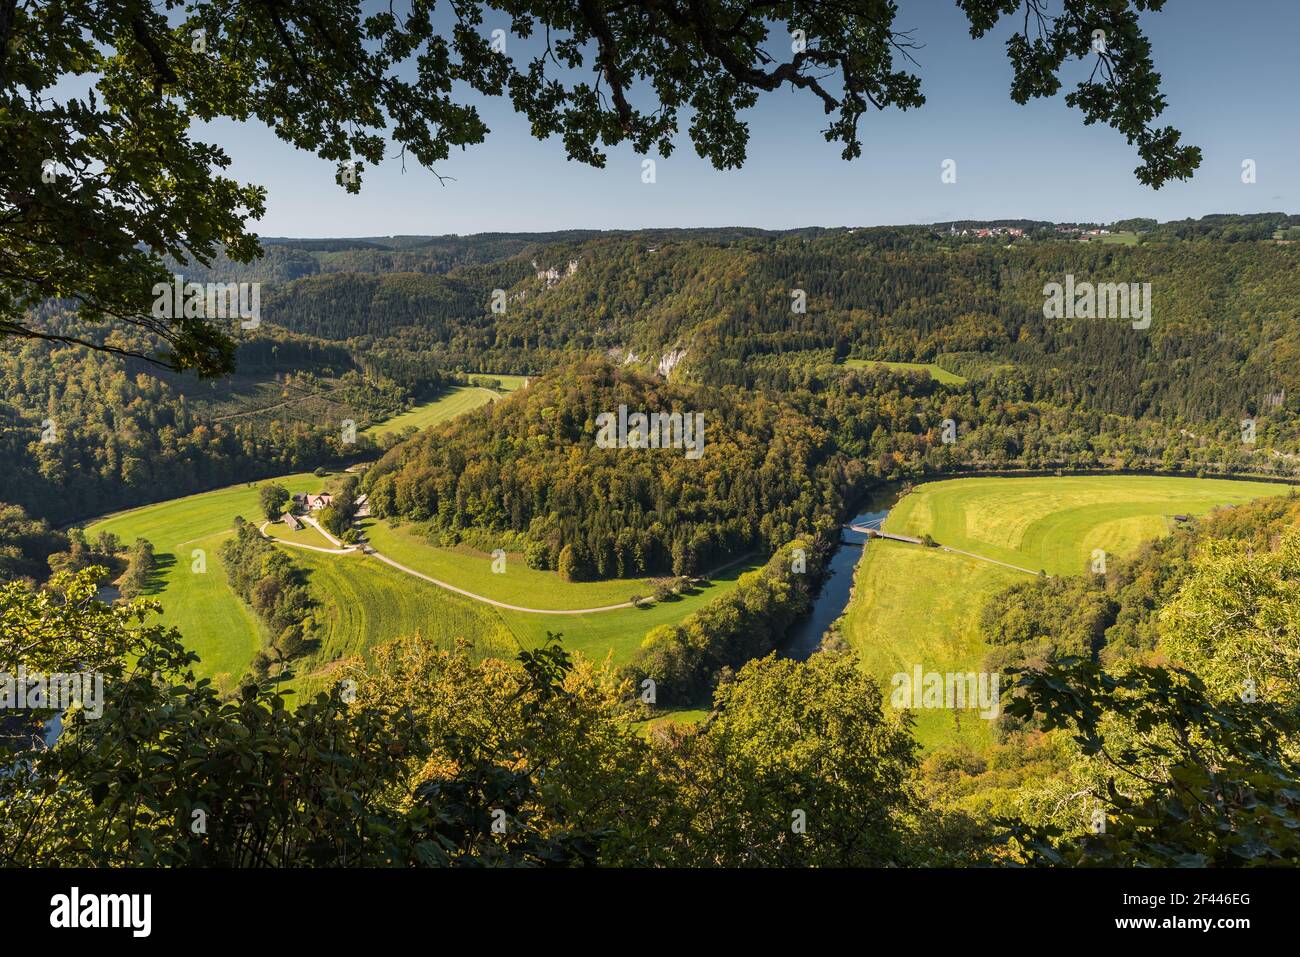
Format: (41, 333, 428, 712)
(255, 211, 1297, 241)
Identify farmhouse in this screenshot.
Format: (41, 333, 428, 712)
(305, 493, 333, 511)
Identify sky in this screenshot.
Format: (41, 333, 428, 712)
(201, 0, 1300, 236)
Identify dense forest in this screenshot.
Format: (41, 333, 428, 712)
(364, 360, 863, 578)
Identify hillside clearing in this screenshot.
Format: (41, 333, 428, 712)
(363, 377, 527, 437)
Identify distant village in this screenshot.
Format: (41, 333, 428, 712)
(946, 224, 1114, 239)
(949, 225, 1026, 238)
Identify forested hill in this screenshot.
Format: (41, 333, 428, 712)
(232, 218, 1300, 430)
(363, 360, 862, 578)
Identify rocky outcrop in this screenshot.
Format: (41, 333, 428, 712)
(657, 348, 687, 379)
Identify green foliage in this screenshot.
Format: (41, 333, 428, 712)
(627, 538, 828, 705)
(556, 543, 582, 582)
(219, 520, 313, 666)
(1159, 526, 1300, 709)
(982, 577, 1115, 674)
(1003, 659, 1300, 867)
(316, 505, 344, 538)
(116, 537, 156, 600)
(259, 483, 289, 520)
(0, 566, 179, 752)
(653, 652, 923, 866)
(0, 501, 68, 581)
(44, 527, 122, 580)
(0, 571, 558, 866)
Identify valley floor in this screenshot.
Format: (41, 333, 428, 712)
(86, 479, 761, 693)
(841, 474, 1292, 750)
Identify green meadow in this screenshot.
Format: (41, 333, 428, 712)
(263, 520, 338, 549)
(82, 464, 761, 688)
(845, 474, 1293, 750)
(285, 550, 517, 698)
(842, 540, 1017, 752)
(362, 519, 657, 610)
(884, 474, 1291, 576)
(363, 376, 527, 438)
(494, 557, 764, 665)
(843, 358, 967, 385)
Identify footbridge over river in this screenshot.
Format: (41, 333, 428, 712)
(841, 517, 921, 547)
(840, 521, 1040, 576)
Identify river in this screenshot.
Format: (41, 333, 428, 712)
(778, 486, 901, 660)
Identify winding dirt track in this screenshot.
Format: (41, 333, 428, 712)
(366, 551, 638, 614)
(259, 520, 759, 615)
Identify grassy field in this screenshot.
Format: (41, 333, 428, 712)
(358, 517, 764, 664)
(842, 541, 1018, 752)
(845, 475, 1293, 751)
(631, 708, 711, 737)
(84, 473, 519, 693)
(285, 550, 517, 698)
(362, 519, 660, 609)
(843, 359, 967, 385)
(495, 557, 764, 665)
(885, 475, 1292, 576)
(85, 472, 321, 690)
(363, 377, 527, 437)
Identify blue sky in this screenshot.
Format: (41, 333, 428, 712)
(203, 0, 1300, 236)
